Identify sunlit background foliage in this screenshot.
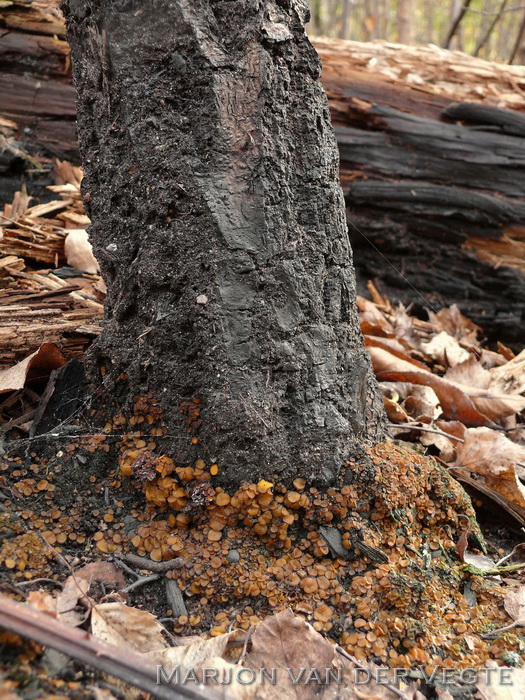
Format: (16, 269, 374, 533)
(307, 0, 525, 64)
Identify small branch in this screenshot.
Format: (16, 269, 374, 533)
(116, 552, 184, 574)
(0, 594, 231, 700)
(474, 0, 508, 56)
(120, 574, 160, 594)
(387, 422, 464, 443)
(443, 0, 473, 49)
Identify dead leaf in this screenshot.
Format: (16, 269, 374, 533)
(244, 609, 342, 700)
(504, 586, 525, 625)
(375, 367, 496, 427)
(453, 428, 525, 508)
(422, 331, 470, 367)
(64, 228, 99, 274)
(58, 562, 127, 627)
(477, 665, 525, 700)
(428, 304, 481, 345)
(384, 398, 410, 424)
(0, 344, 65, 395)
(456, 527, 469, 562)
(365, 338, 428, 370)
(445, 358, 525, 422)
(489, 349, 525, 396)
(403, 385, 441, 422)
(26, 591, 57, 616)
(420, 430, 456, 462)
(91, 602, 168, 653)
(145, 627, 245, 667)
(463, 552, 498, 572)
(445, 357, 491, 389)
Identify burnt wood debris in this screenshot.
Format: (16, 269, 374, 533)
(1, 3, 525, 347)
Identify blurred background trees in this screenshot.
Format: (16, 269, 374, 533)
(308, 0, 525, 63)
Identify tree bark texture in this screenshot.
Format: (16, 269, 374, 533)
(62, 0, 385, 487)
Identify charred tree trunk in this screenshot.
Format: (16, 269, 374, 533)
(62, 0, 385, 487)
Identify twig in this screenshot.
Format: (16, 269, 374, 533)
(16, 578, 64, 589)
(0, 594, 231, 700)
(120, 574, 160, 594)
(335, 646, 411, 700)
(116, 552, 184, 574)
(387, 422, 464, 443)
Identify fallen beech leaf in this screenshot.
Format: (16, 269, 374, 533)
(58, 562, 127, 627)
(364, 335, 409, 356)
(456, 525, 469, 562)
(57, 575, 91, 627)
(26, 591, 57, 616)
(365, 338, 428, 369)
(384, 398, 410, 424)
(64, 228, 100, 274)
(497, 341, 516, 362)
(420, 430, 456, 462)
(453, 428, 525, 508)
(392, 303, 422, 351)
(445, 358, 525, 421)
(445, 357, 491, 389)
(477, 666, 525, 700)
(368, 346, 434, 374)
(357, 296, 393, 333)
(403, 385, 441, 422)
(375, 367, 496, 427)
(0, 344, 65, 394)
(428, 304, 481, 345)
(422, 331, 470, 367)
(145, 627, 245, 666)
(435, 420, 466, 442)
(489, 349, 525, 396)
(244, 609, 342, 700)
(504, 586, 525, 625)
(91, 602, 168, 653)
(463, 552, 498, 572)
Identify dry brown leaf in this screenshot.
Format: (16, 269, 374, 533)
(0, 343, 65, 394)
(57, 575, 91, 627)
(244, 609, 342, 700)
(58, 562, 127, 627)
(419, 430, 456, 462)
(403, 385, 441, 422)
(91, 602, 168, 653)
(26, 591, 57, 616)
(363, 335, 408, 356)
(391, 303, 421, 351)
(453, 428, 525, 508)
(463, 552, 498, 572)
(504, 586, 525, 625)
(422, 331, 470, 367)
(445, 357, 491, 389)
(435, 420, 466, 442)
(145, 628, 245, 667)
(428, 304, 481, 345)
(489, 349, 525, 397)
(64, 228, 99, 274)
(384, 398, 410, 424)
(365, 338, 428, 369)
(476, 665, 525, 700)
(375, 367, 496, 427)
(445, 358, 525, 422)
(357, 296, 393, 333)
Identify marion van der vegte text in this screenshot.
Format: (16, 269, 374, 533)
(157, 665, 514, 688)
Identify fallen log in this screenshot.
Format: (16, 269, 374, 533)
(1, 3, 525, 344)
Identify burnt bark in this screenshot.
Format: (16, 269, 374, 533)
(62, 0, 385, 487)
